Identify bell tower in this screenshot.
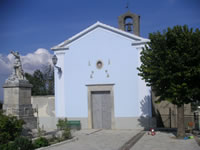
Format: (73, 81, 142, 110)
(118, 11, 140, 36)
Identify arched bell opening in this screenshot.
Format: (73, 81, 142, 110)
(118, 11, 140, 36)
(124, 16, 134, 33)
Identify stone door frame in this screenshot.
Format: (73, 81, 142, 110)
(86, 84, 115, 129)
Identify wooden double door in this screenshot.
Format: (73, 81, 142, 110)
(91, 91, 112, 129)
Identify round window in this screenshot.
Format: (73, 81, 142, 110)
(96, 60, 103, 69)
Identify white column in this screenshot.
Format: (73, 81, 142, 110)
(54, 51, 65, 117)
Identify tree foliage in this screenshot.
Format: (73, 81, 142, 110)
(0, 111, 24, 145)
(138, 25, 200, 138)
(12, 136, 34, 150)
(138, 25, 200, 106)
(25, 65, 54, 96)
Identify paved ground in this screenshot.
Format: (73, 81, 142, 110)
(46, 130, 200, 150)
(47, 129, 141, 150)
(131, 131, 200, 150)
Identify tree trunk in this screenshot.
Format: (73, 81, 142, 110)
(177, 104, 185, 138)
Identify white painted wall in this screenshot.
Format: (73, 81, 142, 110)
(54, 27, 151, 119)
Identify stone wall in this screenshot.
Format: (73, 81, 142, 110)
(152, 91, 194, 128)
(31, 96, 58, 131)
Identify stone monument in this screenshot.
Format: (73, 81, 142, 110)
(3, 51, 37, 130)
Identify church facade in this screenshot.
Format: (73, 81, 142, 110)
(52, 12, 153, 129)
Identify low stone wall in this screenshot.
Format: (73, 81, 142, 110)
(31, 96, 55, 117)
(152, 91, 195, 128)
(31, 96, 57, 131)
(31, 96, 89, 131)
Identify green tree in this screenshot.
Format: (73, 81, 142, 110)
(138, 25, 200, 138)
(42, 65, 54, 95)
(26, 70, 46, 95)
(25, 65, 54, 95)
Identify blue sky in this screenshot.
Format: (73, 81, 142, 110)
(0, 0, 200, 100)
(0, 0, 199, 55)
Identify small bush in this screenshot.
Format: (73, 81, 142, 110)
(0, 142, 16, 150)
(6, 142, 16, 150)
(0, 111, 24, 145)
(14, 136, 34, 150)
(33, 137, 49, 149)
(0, 137, 33, 150)
(56, 118, 71, 140)
(57, 118, 68, 130)
(62, 128, 71, 139)
(48, 136, 58, 144)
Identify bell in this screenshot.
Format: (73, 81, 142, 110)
(125, 22, 132, 32)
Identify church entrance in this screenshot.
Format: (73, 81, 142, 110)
(87, 84, 115, 129)
(91, 91, 112, 129)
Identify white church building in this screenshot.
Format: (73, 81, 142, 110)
(51, 12, 153, 129)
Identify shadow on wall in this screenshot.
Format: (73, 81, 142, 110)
(137, 95, 156, 130)
(152, 104, 165, 128)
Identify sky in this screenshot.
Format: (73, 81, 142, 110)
(0, 0, 200, 101)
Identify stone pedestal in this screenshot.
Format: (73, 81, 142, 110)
(3, 80, 37, 130)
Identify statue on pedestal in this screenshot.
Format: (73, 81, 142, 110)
(3, 51, 37, 130)
(6, 51, 27, 83)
